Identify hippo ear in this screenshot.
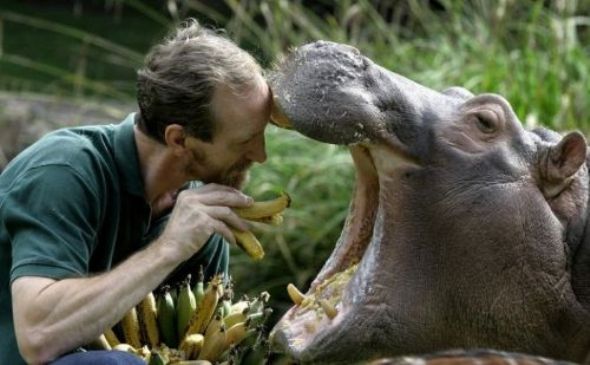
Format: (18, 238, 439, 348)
(543, 131, 587, 184)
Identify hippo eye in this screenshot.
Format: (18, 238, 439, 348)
(474, 110, 498, 134)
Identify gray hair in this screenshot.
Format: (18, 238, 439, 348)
(136, 18, 262, 143)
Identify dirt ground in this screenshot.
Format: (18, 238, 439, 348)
(0, 92, 133, 171)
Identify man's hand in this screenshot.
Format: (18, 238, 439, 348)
(155, 183, 253, 262)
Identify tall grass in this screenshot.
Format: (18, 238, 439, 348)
(1, 0, 590, 327)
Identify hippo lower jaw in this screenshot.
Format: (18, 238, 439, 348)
(271, 142, 418, 363)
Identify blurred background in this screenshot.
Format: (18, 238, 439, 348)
(1, 0, 589, 334)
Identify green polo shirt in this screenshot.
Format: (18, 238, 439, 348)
(0, 113, 229, 365)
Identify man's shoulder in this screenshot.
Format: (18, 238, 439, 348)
(0, 123, 120, 191)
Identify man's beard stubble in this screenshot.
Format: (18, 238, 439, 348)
(187, 149, 252, 189)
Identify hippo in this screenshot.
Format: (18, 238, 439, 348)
(268, 41, 590, 364)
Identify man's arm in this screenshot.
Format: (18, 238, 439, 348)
(12, 185, 252, 364)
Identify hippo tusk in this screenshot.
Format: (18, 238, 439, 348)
(318, 299, 338, 319)
(287, 283, 307, 306)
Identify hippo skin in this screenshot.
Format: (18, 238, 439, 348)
(268, 41, 590, 364)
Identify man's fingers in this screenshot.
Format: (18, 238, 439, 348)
(210, 219, 236, 245)
(205, 206, 250, 232)
(194, 190, 253, 208)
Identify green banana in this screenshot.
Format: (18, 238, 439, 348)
(157, 286, 178, 348)
(193, 266, 205, 307)
(177, 276, 197, 339)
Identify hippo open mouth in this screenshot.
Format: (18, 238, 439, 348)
(267, 41, 590, 364)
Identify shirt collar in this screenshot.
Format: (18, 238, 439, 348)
(113, 113, 145, 197)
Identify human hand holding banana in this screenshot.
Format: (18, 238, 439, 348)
(156, 184, 254, 262)
(231, 192, 291, 260)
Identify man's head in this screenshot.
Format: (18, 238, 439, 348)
(136, 19, 270, 188)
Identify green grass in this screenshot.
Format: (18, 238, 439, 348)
(2, 0, 590, 333)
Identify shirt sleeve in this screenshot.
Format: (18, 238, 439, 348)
(6, 164, 101, 282)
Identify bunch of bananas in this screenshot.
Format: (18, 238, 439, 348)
(94, 270, 272, 365)
(231, 192, 291, 261)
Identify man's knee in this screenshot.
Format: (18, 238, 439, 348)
(50, 350, 145, 365)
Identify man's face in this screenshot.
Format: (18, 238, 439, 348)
(185, 77, 271, 189)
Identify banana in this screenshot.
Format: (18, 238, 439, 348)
(157, 286, 178, 348)
(197, 324, 226, 362)
(138, 292, 160, 347)
(89, 334, 111, 350)
(233, 192, 291, 220)
(318, 299, 338, 319)
(193, 266, 205, 307)
(121, 307, 142, 348)
(179, 333, 205, 360)
(223, 307, 249, 328)
(103, 327, 120, 347)
(249, 213, 284, 225)
(185, 277, 222, 336)
(177, 277, 197, 339)
(223, 320, 253, 349)
(287, 283, 306, 306)
(231, 228, 265, 260)
(204, 310, 224, 339)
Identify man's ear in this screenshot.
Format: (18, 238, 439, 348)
(163, 124, 187, 155)
(540, 131, 587, 197)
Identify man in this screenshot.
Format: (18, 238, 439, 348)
(0, 19, 271, 364)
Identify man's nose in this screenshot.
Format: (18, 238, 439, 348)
(246, 135, 267, 163)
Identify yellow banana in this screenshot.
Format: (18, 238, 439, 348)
(204, 310, 224, 339)
(103, 327, 120, 347)
(287, 283, 306, 306)
(223, 307, 249, 328)
(89, 334, 111, 350)
(177, 277, 197, 339)
(121, 307, 142, 348)
(233, 192, 291, 220)
(231, 229, 265, 260)
(138, 292, 160, 347)
(249, 213, 284, 225)
(179, 333, 205, 360)
(197, 325, 226, 362)
(185, 277, 222, 336)
(223, 320, 252, 349)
